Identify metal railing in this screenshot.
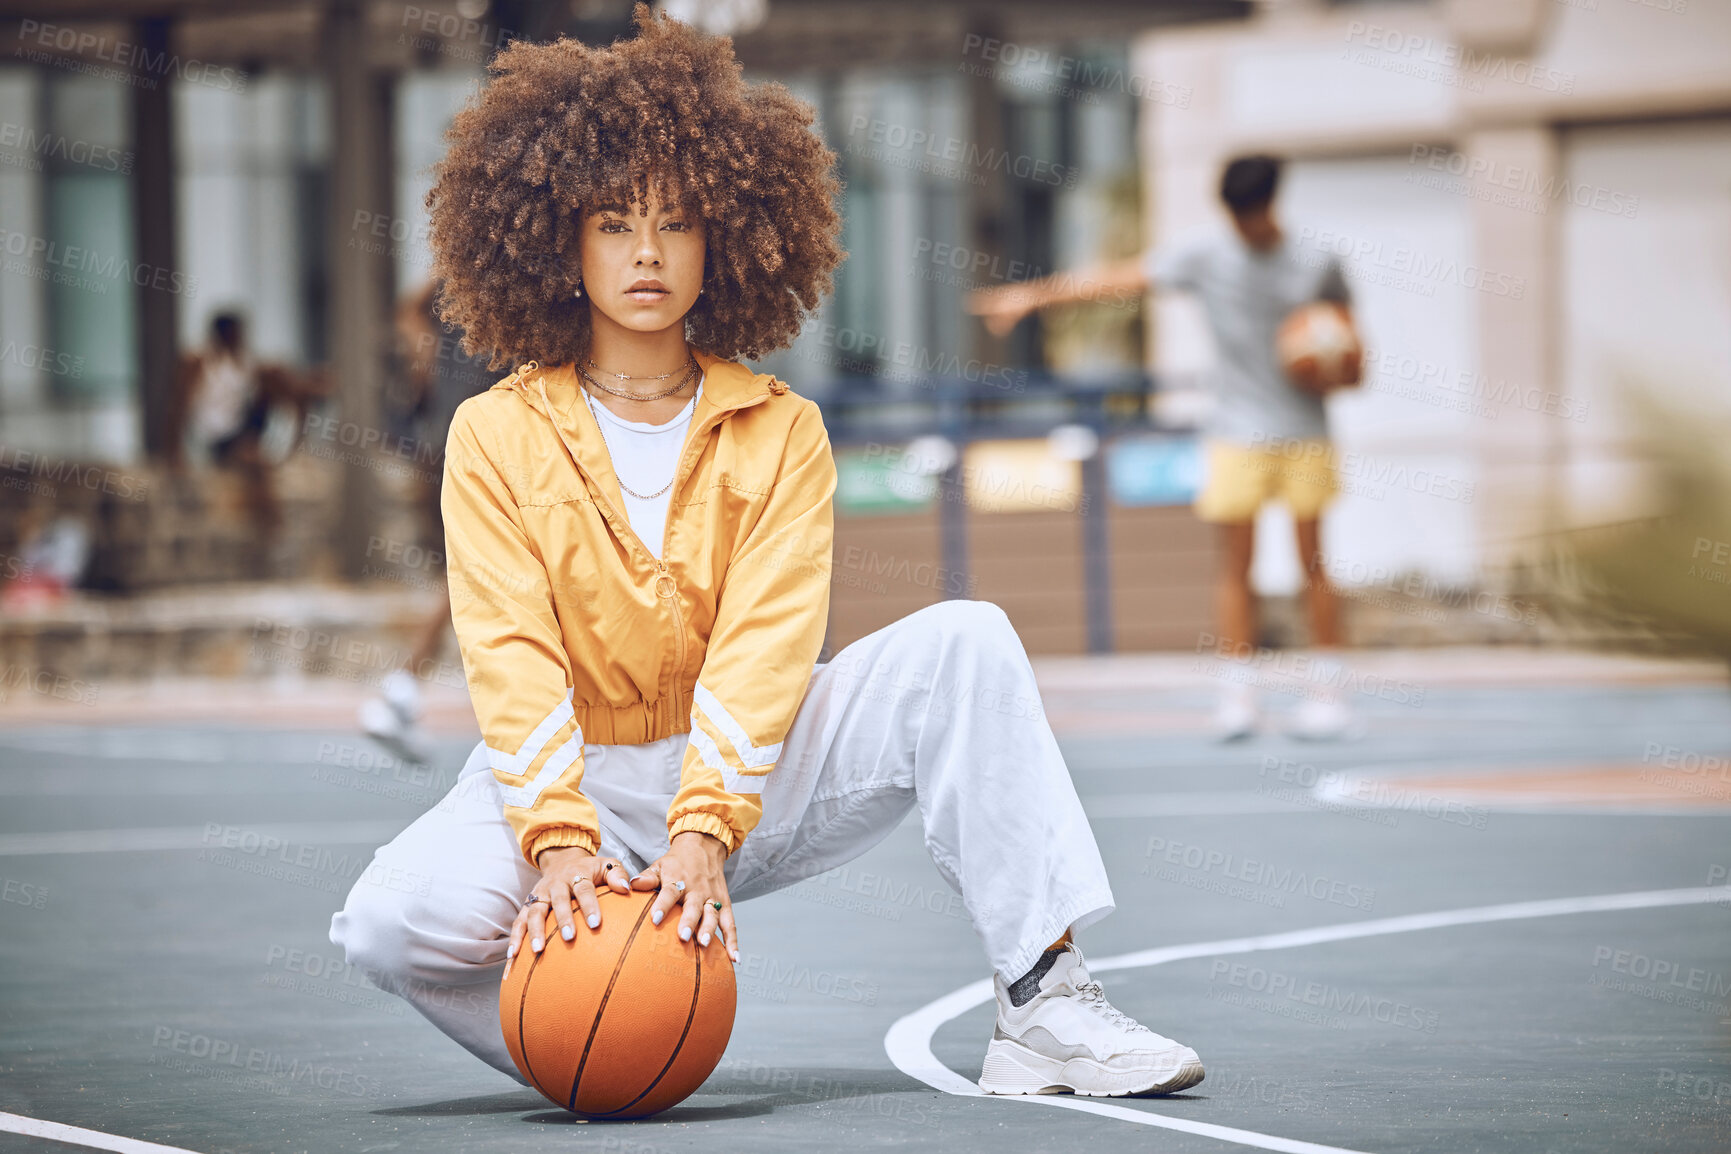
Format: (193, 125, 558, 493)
(816, 369, 1182, 653)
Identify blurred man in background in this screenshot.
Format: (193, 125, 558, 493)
(967, 155, 1360, 740)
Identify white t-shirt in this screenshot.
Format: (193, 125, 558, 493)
(585, 377, 703, 560)
(191, 351, 254, 444)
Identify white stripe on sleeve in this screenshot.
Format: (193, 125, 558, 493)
(686, 713, 770, 795)
(497, 731, 585, 810)
(486, 690, 575, 777)
(691, 680, 784, 770)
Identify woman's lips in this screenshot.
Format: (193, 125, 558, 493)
(625, 289, 670, 303)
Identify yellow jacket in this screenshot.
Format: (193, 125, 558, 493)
(441, 348, 836, 866)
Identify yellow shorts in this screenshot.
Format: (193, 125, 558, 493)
(1193, 437, 1338, 524)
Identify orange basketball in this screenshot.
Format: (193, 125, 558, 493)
(1277, 301, 1363, 395)
(500, 887, 736, 1118)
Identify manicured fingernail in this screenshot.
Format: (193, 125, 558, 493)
(699, 931, 710, 946)
(531, 937, 543, 952)
(679, 925, 692, 942)
(507, 941, 518, 958)
(561, 925, 574, 941)
(730, 950, 740, 963)
(652, 909, 663, 925)
(587, 914, 600, 929)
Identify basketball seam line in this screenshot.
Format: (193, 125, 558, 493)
(600, 945, 703, 1117)
(517, 934, 547, 1094)
(568, 898, 656, 1114)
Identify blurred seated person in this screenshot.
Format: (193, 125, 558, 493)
(176, 311, 329, 555)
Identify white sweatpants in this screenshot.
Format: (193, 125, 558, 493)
(329, 599, 1116, 1083)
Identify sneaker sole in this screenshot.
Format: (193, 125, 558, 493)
(977, 1036, 1205, 1098)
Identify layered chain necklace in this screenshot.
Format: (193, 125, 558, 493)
(577, 354, 701, 501)
(580, 353, 698, 400)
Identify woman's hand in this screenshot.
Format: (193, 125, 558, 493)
(502, 846, 633, 980)
(631, 831, 738, 963)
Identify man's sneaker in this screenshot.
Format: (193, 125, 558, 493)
(979, 943, 1204, 1097)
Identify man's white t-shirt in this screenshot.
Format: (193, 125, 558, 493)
(586, 377, 703, 560)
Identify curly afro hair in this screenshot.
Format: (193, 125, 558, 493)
(425, 2, 846, 369)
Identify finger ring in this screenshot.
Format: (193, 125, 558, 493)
(670, 879, 686, 892)
(711, 900, 723, 911)
(525, 895, 549, 905)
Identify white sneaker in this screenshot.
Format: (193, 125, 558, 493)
(1286, 696, 1357, 741)
(359, 676, 431, 764)
(379, 669, 423, 722)
(979, 944, 1204, 1097)
(1211, 684, 1258, 742)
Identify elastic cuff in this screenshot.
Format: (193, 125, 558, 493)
(1000, 888, 1115, 985)
(525, 826, 598, 867)
(668, 812, 738, 856)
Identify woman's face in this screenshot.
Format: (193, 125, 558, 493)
(577, 186, 707, 337)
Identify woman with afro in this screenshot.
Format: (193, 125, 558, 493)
(332, 3, 1203, 1099)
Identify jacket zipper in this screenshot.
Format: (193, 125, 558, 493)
(655, 558, 687, 721)
(611, 379, 772, 720)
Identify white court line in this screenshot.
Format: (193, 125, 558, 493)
(1081, 790, 1731, 820)
(0, 1111, 202, 1154)
(885, 884, 1731, 1154)
(1313, 772, 1731, 816)
(0, 820, 406, 857)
